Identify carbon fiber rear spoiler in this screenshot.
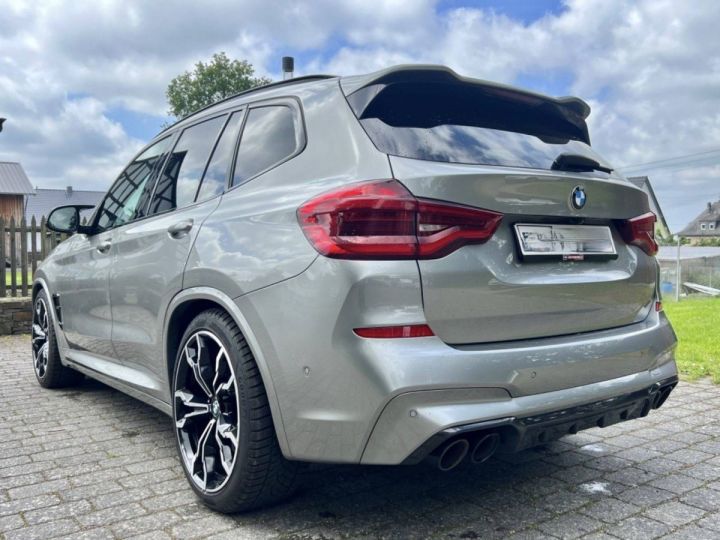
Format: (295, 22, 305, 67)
(340, 65, 591, 144)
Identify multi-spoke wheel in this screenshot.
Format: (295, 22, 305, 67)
(172, 309, 299, 513)
(31, 290, 83, 388)
(32, 296, 50, 379)
(174, 330, 239, 493)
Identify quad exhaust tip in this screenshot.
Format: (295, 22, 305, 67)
(470, 433, 501, 464)
(435, 438, 470, 471)
(431, 432, 501, 471)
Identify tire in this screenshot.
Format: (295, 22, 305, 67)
(172, 308, 299, 513)
(32, 290, 83, 388)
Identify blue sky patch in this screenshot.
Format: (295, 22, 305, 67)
(437, 0, 566, 24)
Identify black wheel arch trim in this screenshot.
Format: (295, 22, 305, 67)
(163, 287, 292, 459)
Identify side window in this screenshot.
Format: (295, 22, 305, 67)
(149, 115, 226, 215)
(232, 105, 300, 186)
(95, 137, 172, 231)
(196, 111, 244, 202)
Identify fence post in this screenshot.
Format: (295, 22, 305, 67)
(40, 217, 47, 260)
(30, 216, 38, 275)
(675, 236, 681, 301)
(20, 217, 28, 297)
(9, 218, 17, 297)
(0, 217, 5, 298)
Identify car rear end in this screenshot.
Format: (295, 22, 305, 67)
(239, 67, 678, 468)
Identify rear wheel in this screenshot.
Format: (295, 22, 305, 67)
(32, 290, 83, 388)
(172, 309, 298, 513)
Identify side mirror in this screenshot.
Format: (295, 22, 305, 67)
(46, 205, 96, 235)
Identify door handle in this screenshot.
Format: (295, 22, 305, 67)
(96, 240, 112, 254)
(168, 219, 194, 238)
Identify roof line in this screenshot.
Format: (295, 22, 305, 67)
(31, 187, 106, 193)
(158, 74, 337, 136)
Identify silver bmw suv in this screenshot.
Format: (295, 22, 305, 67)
(33, 65, 678, 513)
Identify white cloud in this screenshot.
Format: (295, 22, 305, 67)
(0, 0, 718, 229)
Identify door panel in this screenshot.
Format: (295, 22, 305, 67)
(109, 198, 221, 399)
(50, 232, 115, 356)
(108, 113, 232, 399)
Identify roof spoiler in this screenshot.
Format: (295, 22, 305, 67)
(340, 65, 591, 143)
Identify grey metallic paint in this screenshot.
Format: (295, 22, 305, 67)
(33, 68, 678, 467)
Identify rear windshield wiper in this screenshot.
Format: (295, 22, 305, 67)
(551, 153, 613, 174)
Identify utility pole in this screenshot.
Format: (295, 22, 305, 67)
(675, 235, 681, 301)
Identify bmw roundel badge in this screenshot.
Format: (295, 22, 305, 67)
(571, 186, 587, 210)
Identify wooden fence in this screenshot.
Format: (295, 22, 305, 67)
(1, 216, 69, 298)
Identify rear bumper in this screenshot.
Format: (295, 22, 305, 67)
(399, 374, 678, 465)
(361, 360, 678, 465)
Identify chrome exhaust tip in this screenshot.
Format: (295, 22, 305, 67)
(470, 433, 500, 464)
(434, 438, 470, 471)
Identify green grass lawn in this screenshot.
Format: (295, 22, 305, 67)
(3, 270, 32, 288)
(664, 297, 720, 383)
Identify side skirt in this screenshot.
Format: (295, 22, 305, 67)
(65, 357, 172, 417)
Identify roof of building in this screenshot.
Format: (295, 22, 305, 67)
(25, 187, 105, 222)
(0, 162, 34, 195)
(627, 176, 671, 236)
(679, 199, 720, 237)
(657, 246, 720, 261)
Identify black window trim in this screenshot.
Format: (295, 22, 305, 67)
(90, 132, 178, 233)
(144, 112, 233, 221)
(86, 96, 304, 235)
(225, 96, 307, 193)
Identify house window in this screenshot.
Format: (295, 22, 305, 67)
(701, 223, 707, 230)
(710, 223, 716, 231)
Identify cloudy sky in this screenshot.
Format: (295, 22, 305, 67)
(1, 0, 719, 231)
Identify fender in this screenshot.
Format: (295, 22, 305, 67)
(163, 286, 291, 458)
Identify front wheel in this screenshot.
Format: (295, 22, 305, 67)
(32, 290, 83, 388)
(172, 309, 299, 513)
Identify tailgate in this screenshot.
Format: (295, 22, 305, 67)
(392, 157, 657, 344)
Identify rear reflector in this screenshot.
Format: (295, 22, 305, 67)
(655, 301, 663, 312)
(297, 180, 503, 260)
(354, 324, 435, 338)
(619, 212, 658, 256)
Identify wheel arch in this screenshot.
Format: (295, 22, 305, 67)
(163, 287, 291, 458)
(31, 276, 71, 355)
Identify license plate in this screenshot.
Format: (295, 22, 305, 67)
(514, 224, 616, 260)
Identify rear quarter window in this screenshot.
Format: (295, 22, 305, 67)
(232, 105, 301, 186)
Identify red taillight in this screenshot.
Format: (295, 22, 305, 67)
(297, 180, 503, 260)
(619, 212, 658, 256)
(354, 324, 435, 338)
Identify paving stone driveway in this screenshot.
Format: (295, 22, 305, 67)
(1, 334, 720, 540)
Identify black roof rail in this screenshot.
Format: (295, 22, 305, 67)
(159, 74, 337, 136)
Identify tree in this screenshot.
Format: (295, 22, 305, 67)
(166, 53, 271, 119)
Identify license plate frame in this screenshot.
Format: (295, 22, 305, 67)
(514, 223, 617, 261)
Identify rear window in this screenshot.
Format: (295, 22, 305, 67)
(347, 82, 612, 171)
